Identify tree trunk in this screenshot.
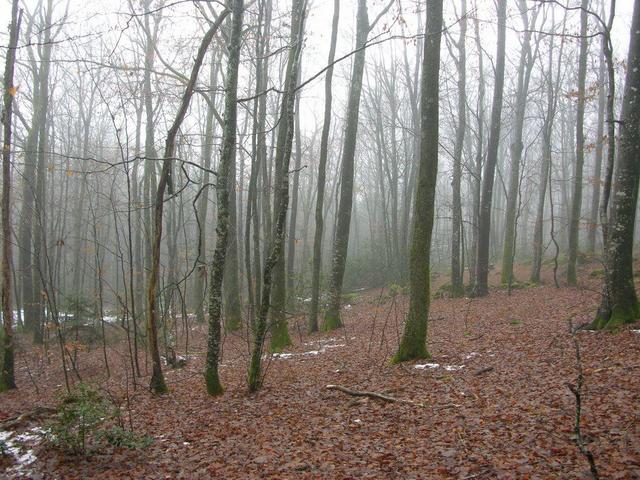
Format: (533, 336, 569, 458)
(248, 0, 307, 390)
(501, 0, 536, 285)
(567, 0, 589, 285)
(392, 0, 442, 363)
(450, 0, 467, 296)
(324, 0, 372, 330)
(1, 0, 21, 391)
(587, 49, 606, 254)
(309, 0, 339, 332)
(146, 9, 228, 394)
(593, 0, 640, 329)
(474, 0, 506, 297)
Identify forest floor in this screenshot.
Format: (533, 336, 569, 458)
(1, 262, 640, 479)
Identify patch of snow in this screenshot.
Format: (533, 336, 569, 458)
(465, 352, 479, 360)
(0, 427, 43, 474)
(631, 330, 640, 334)
(271, 341, 347, 360)
(271, 352, 295, 359)
(344, 304, 352, 310)
(444, 365, 465, 371)
(353, 419, 362, 424)
(414, 363, 440, 369)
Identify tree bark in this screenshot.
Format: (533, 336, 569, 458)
(473, 0, 507, 297)
(146, 8, 228, 394)
(1, 0, 21, 391)
(450, 0, 467, 296)
(593, 0, 640, 329)
(248, 0, 307, 390)
(392, 0, 442, 363)
(309, 0, 339, 332)
(501, 0, 536, 285)
(567, 0, 589, 285)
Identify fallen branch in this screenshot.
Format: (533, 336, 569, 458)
(474, 366, 494, 376)
(325, 384, 424, 407)
(0, 406, 56, 430)
(568, 320, 600, 479)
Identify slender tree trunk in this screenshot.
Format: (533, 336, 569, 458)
(451, 0, 467, 296)
(392, 0, 442, 363)
(203, 3, 240, 395)
(474, 0, 507, 297)
(309, 0, 339, 332)
(146, 10, 228, 394)
(324, 0, 381, 330)
(268, 0, 309, 351)
(501, 1, 536, 284)
(469, 11, 485, 290)
(567, 0, 589, 285)
(588, 50, 606, 254)
(194, 58, 218, 325)
(248, 0, 307, 390)
(1, 0, 21, 391)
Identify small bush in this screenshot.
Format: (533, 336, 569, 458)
(388, 283, 408, 297)
(48, 384, 151, 455)
(48, 384, 112, 455)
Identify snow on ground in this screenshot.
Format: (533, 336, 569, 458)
(0, 426, 46, 476)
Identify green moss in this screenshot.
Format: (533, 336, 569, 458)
(322, 309, 343, 331)
(341, 292, 360, 304)
(150, 372, 168, 395)
(247, 355, 262, 392)
(268, 321, 292, 352)
(204, 368, 224, 396)
(390, 337, 430, 364)
(590, 268, 605, 278)
(509, 319, 522, 326)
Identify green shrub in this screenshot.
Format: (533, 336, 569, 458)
(47, 384, 151, 455)
(387, 283, 408, 297)
(48, 384, 112, 455)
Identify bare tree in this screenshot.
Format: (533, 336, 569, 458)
(1, 0, 22, 391)
(392, 0, 442, 363)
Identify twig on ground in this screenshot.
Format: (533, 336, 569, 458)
(474, 366, 494, 376)
(568, 320, 600, 480)
(325, 384, 424, 407)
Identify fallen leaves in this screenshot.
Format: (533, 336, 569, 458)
(1, 264, 639, 478)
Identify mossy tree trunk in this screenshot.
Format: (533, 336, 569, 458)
(268, 0, 308, 353)
(309, 0, 339, 333)
(202, 3, 240, 396)
(324, 0, 395, 330)
(593, 0, 640, 330)
(248, 0, 307, 390)
(146, 8, 228, 395)
(392, 0, 442, 364)
(567, 0, 589, 286)
(1, 0, 21, 392)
